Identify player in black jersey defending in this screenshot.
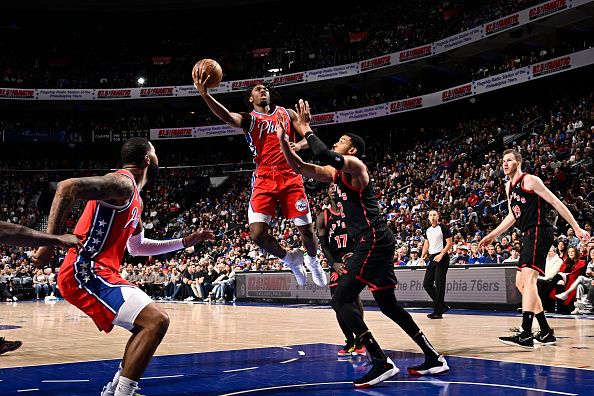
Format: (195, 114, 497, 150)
(316, 184, 365, 357)
(479, 149, 589, 348)
(276, 100, 448, 388)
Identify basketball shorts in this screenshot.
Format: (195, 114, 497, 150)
(517, 226, 554, 275)
(248, 166, 311, 225)
(58, 255, 153, 333)
(345, 227, 398, 291)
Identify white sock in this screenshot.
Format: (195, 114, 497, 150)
(114, 376, 138, 396)
(101, 363, 122, 396)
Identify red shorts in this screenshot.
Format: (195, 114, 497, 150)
(58, 254, 150, 333)
(249, 165, 310, 220)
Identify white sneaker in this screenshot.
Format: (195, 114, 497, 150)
(283, 249, 306, 286)
(304, 255, 328, 287)
(101, 383, 116, 396)
(555, 292, 568, 300)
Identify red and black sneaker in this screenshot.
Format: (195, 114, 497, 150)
(351, 343, 367, 356)
(337, 341, 355, 357)
(0, 337, 23, 355)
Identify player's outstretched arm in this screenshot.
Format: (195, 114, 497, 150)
(127, 220, 215, 257)
(0, 221, 83, 249)
(478, 192, 516, 249)
(276, 114, 335, 183)
(525, 174, 590, 242)
(193, 67, 246, 129)
(290, 99, 367, 182)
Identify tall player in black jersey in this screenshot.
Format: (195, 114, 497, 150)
(277, 100, 448, 388)
(479, 149, 589, 348)
(316, 184, 365, 357)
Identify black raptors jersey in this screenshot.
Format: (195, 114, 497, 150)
(325, 208, 353, 262)
(508, 173, 551, 232)
(333, 171, 385, 239)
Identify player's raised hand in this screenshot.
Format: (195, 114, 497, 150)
(291, 99, 312, 137)
(192, 63, 211, 96)
(276, 113, 291, 145)
(183, 229, 215, 247)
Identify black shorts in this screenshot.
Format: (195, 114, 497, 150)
(345, 227, 397, 291)
(518, 226, 554, 275)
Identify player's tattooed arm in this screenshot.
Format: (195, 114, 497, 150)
(47, 173, 134, 234)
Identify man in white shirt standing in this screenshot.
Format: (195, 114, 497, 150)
(421, 210, 453, 319)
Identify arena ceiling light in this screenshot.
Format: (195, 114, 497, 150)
(267, 68, 281, 73)
(137, 77, 146, 85)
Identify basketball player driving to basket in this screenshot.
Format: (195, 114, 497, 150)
(193, 66, 327, 287)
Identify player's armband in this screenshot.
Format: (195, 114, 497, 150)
(305, 131, 345, 170)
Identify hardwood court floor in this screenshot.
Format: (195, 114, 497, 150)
(1, 300, 593, 370)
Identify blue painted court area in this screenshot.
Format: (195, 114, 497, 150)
(0, 343, 591, 395)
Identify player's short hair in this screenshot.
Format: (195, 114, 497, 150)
(429, 209, 439, 216)
(121, 137, 152, 165)
(244, 81, 276, 108)
(503, 148, 522, 163)
(345, 133, 365, 158)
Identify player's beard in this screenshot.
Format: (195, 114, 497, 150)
(147, 160, 159, 182)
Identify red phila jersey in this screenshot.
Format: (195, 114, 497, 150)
(245, 106, 295, 167)
(66, 170, 142, 273)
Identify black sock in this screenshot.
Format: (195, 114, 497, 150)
(522, 311, 535, 334)
(358, 331, 386, 361)
(412, 332, 439, 359)
(535, 311, 551, 333)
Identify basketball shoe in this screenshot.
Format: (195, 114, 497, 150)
(353, 357, 399, 388)
(337, 341, 355, 357)
(407, 355, 449, 375)
(499, 331, 534, 348)
(304, 255, 328, 287)
(283, 249, 306, 286)
(0, 337, 22, 355)
(351, 343, 367, 356)
(533, 329, 556, 345)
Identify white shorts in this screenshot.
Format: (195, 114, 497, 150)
(247, 205, 312, 226)
(112, 287, 154, 331)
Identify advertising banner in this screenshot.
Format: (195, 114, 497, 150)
(336, 104, 388, 123)
(37, 89, 94, 100)
(307, 63, 359, 82)
(150, 125, 242, 140)
(0, 88, 35, 100)
(474, 67, 530, 94)
(2, 1, 592, 102)
(434, 27, 483, 54)
(358, 55, 393, 73)
(398, 44, 433, 64)
(236, 266, 520, 305)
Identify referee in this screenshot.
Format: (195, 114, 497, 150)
(421, 210, 453, 319)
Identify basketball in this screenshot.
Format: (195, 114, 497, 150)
(193, 59, 223, 88)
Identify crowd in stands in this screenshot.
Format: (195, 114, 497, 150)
(1, 87, 593, 311)
(0, 0, 548, 88)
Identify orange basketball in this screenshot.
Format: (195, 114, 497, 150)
(192, 59, 223, 88)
